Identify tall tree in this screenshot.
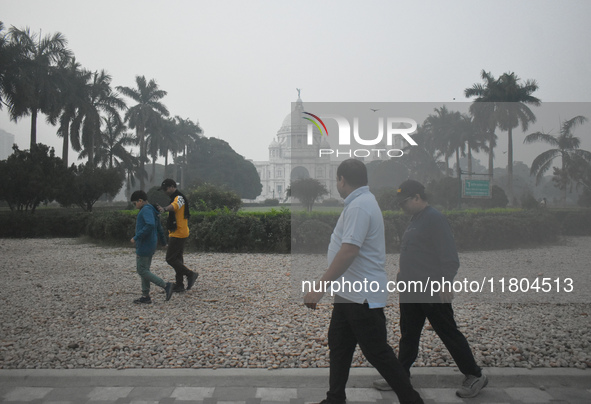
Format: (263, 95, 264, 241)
(0, 22, 19, 110)
(465, 70, 540, 200)
(470, 100, 498, 177)
(424, 106, 466, 177)
(158, 117, 183, 177)
(174, 116, 202, 186)
(55, 58, 91, 166)
(185, 136, 262, 199)
(401, 124, 445, 184)
(524, 115, 591, 204)
(71, 70, 126, 167)
(117, 76, 169, 190)
(145, 116, 167, 181)
(92, 116, 136, 170)
(5, 26, 72, 149)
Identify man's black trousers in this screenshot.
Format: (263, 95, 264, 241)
(327, 297, 423, 404)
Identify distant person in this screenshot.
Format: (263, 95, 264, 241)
(304, 159, 424, 404)
(373, 180, 487, 398)
(130, 190, 173, 304)
(158, 179, 199, 293)
(540, 197, 547, 208)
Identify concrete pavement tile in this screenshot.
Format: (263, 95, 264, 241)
(127, 401, 160, 404)
(344, 388, 383, 402)
(2, 387, 53, 401)
(295, 387, 326, 402)
(87, 387, 134, 401)
(545, 387, 591, 403)
(419, 388, 463, 403)
(213, 387, 256, 400)
(43, 387, 94, 401)
(43, 401, 75, 404)
(171, 387, 215, 400)
(216, 401, 247, 404)
(255, 388, 298, 401)
(127, 386, 174, 400)
(505, 387, 553, 403)
(453, 387, 511, 403)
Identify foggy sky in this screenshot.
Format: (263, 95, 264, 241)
(2, 0, 591, 167)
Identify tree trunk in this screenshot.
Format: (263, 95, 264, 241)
(507, 127, 514, 202)
(488, 132, 494, 178)
(139, 127, 145, 190)
(62, 125, 70, 167)
(164, 149, 169, 177)
(30, 109, 38, 150)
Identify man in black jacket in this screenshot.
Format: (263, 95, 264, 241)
(374, 180, 487, 399)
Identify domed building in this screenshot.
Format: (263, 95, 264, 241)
(251, 94, 339, 202)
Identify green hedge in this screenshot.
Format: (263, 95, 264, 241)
(0, 210, 91, 238)
(189, 209, 290, 253)
(1, 208, 590, 253)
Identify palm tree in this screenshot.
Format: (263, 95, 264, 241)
(401, 124, 445, 184)
(71, 70, 126, 167)
(0, 22, 19, 110)
(524, 115, 591, 204)
(173, 116, 202, 186)
(5, 26, 72, 149)
(55, 58, 91, 166)
(460, 114, 488, 175)
(465, 70, 541, 200)
(159, 117, 183, 177)
(469, 100, 498, 177)
(145, 116, 168, 182)
(424, 106, 466, 177)
(120, 152, 143, 202)
(92, 116, 136, 170)
(117, 76, 169, 190)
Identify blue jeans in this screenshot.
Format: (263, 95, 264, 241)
(136, 255, 166, 296)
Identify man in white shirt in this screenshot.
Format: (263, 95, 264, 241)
(304, 159, 423, 404)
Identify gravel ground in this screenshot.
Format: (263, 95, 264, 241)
(0, 237, 589, 370)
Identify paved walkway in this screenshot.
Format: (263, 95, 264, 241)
(0, 368, 589, 404)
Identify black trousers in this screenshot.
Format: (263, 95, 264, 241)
(398, 303, 481, 377)
(327, 297, 423, 404)
(166, 237, 193, 286)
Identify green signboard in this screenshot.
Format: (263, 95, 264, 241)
(463, 179, 491, 198)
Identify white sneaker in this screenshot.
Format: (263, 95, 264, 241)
(372, 379, 392, 391)
(456, 374, 488, 398)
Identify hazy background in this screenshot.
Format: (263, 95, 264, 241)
(2, 0, 590, 166)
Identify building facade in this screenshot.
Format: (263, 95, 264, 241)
(0, 129, 15, 161)
(251, 96, 339, 202)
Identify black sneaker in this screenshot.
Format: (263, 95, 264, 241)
(187, 272, 199, 290)
(133, 296, 152, 304)
(172, 283, 186, 293)
(164, 282, 174, 301)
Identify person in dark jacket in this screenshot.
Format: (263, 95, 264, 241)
(374, 180, 487, 398)
(130, 190, 173, 304)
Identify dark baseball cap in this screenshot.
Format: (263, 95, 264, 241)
(396, 179, 425, 200)
(159, 178, 177, 190)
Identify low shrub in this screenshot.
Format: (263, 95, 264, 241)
(2, 207, 590, 253)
